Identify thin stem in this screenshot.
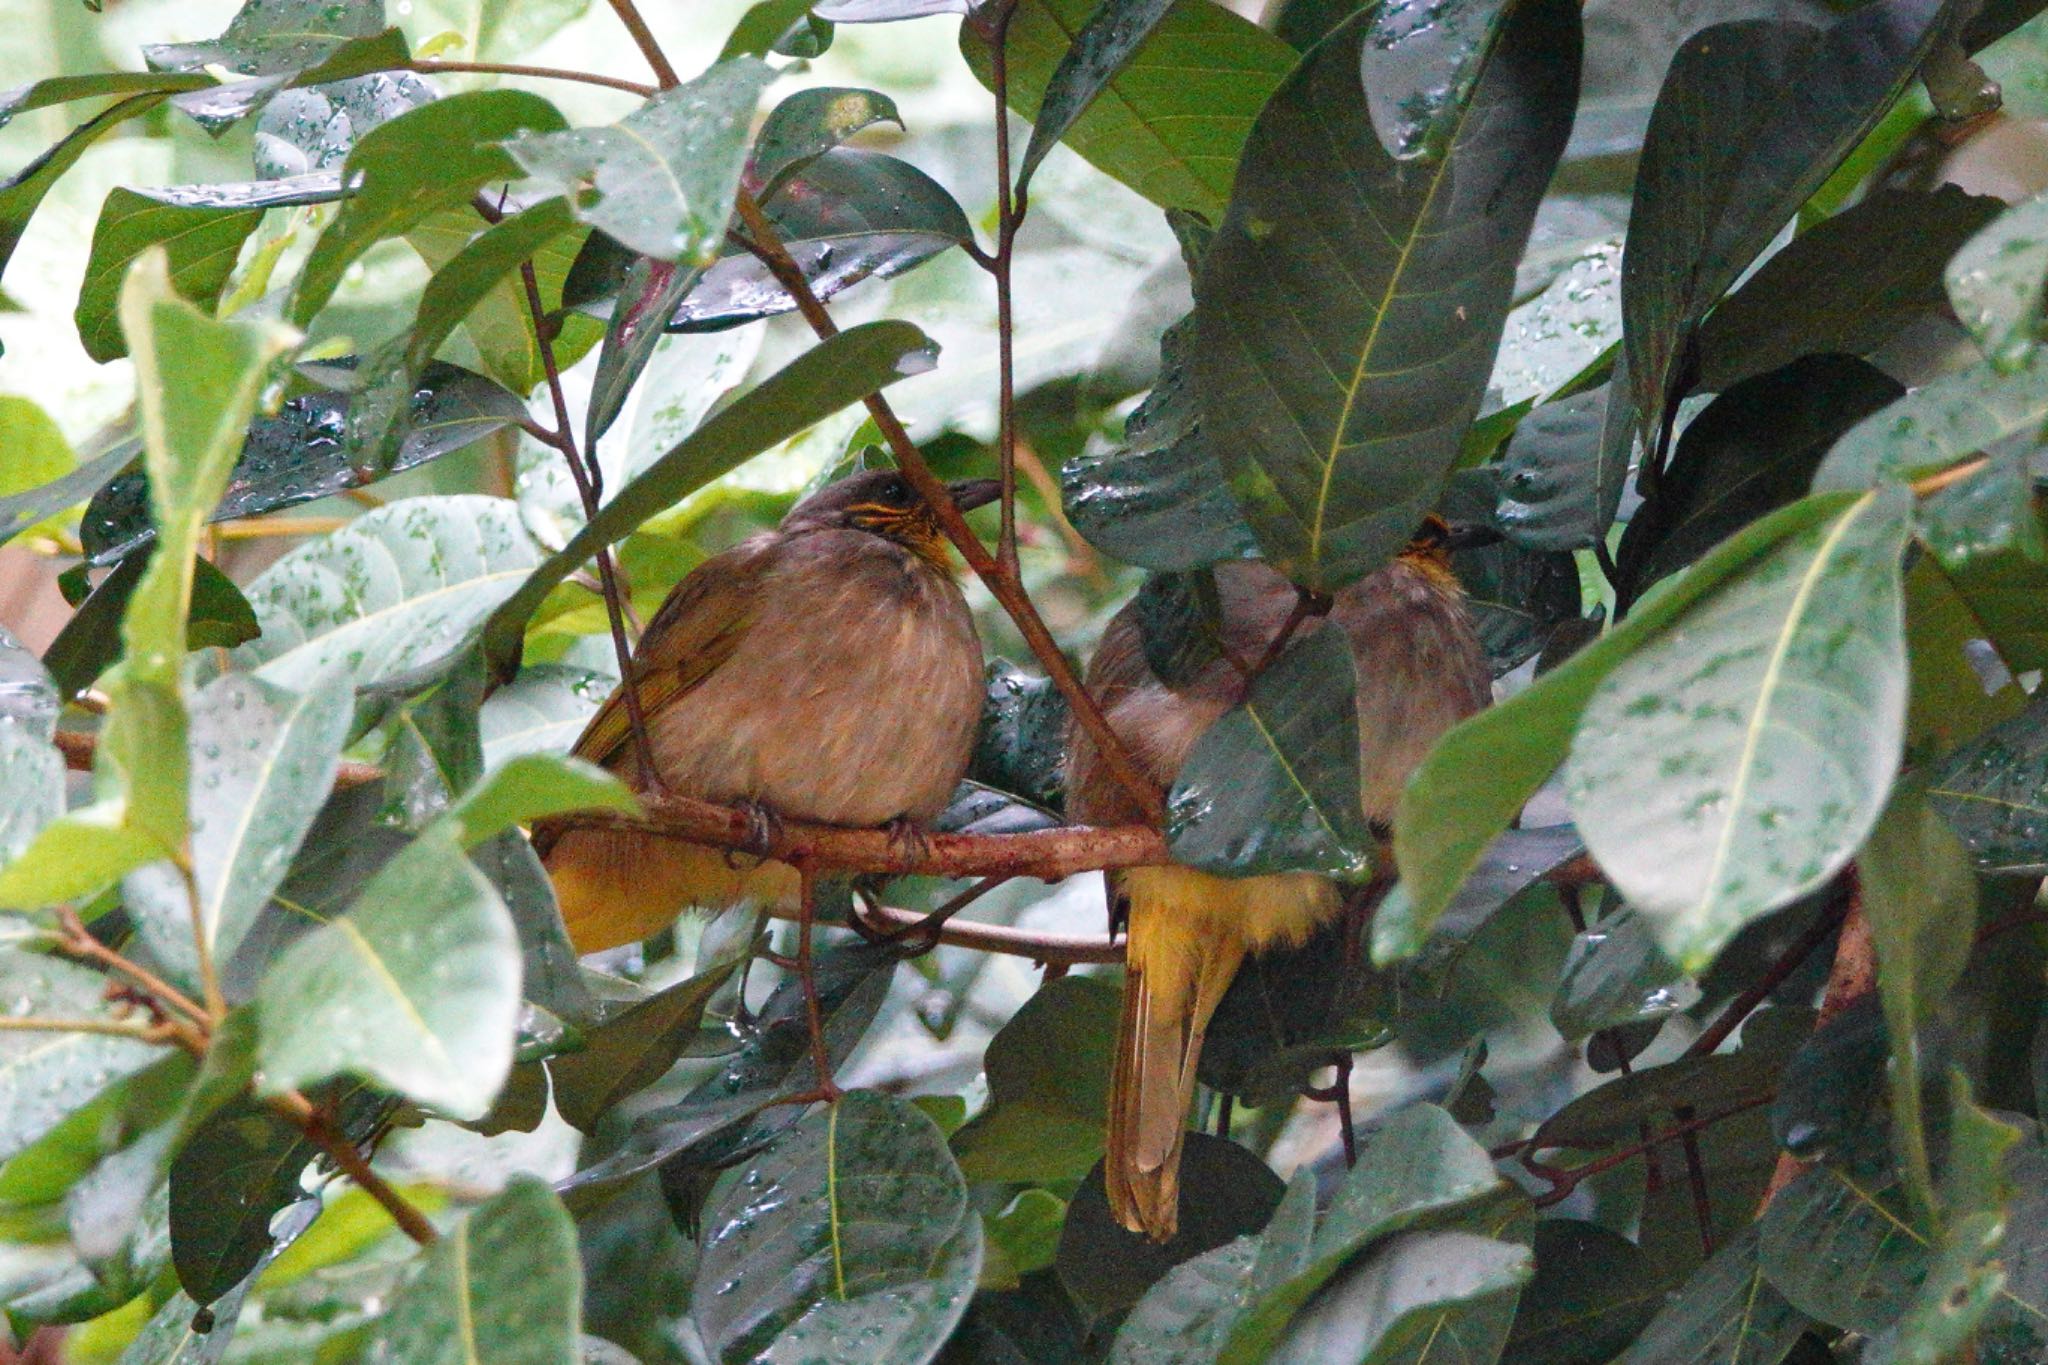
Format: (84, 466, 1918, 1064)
(1685, 883, 1851, 1060)
(1532, 1094, 1774, 1207)
(793, 864, 841, 1103)
(1677, 1113, 1715, 1256)
(729, 189, 1163, 822)
(173, 855, 226, 1022)
(54, 730, 380, 792)
(408, 60, 655, 97)
(515, 257, 665, 795)
(1246, 587, 1330, 687)
(603, 0, 681, 88)
(988, 0, 1023, 577)
(56, 908, 211, 1028)
(0, 1016, 165, 1040)
(268, 1090, 439, 1246)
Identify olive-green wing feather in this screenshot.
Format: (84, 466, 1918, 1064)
(571, 539, 774, 772)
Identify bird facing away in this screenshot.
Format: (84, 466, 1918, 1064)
(1066, 545, 1491, 1241)
(538, 469, 999, 953)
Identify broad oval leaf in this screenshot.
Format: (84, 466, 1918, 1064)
(951, 976, 1120, 1183)
(358, 1178, 581, 1365)
(1916, 452, 2048, 674)
(0, 627, 62, 864)
(233, 495, 543, 693)
(1947, 184, 2048, 368)
(1814, 345, 2048, 491)
(751, 86, 902, 198)
(0, 951, 159, 1163)
(1014, 0, 1177, 198)
(1193, 0, 1580, 590)
(74, 190, 263, 364)
(255, 830, 522, 1120)
(690, 1090, 980, 1363)
(438, 751, 637, 850)
(1564, 488, 1913, 970)
(1927, 686, 2048, 871)
(253, 70, 434, 178)
(1616, 1225, 1809, 1365)
(477, 663, 607, 768)
(145, 0, 385, 75)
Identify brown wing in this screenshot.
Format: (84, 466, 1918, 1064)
(571, 537, 776, 773)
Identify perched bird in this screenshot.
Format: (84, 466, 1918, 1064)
(1067, 539, 1491, 1240)
(538, 469, 999, 953)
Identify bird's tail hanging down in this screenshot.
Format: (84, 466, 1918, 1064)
(1106, 870, 1249, 1243)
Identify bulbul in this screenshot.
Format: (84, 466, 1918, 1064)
(1066, 540, 1491, 1241)
(539, 469, 999, 953)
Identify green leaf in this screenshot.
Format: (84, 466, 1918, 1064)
(168, 1095, 317, 1307)
(1623, 1, 1958, 456)
(752, 87, 902, 198)
(255, 830, 521, 1120)
(0, 626, 61, 861)
(144, 0, 384, 75)
(0, 447, 132, 555)
(1015, 0, 1177, 198)
(1815, 345, 2048, 492)
(982, 1189, 1066, 1290)
(1551, 908, 1698, 1041)
(1614, 1225, 1809, 1365)
(962, 0, 1295, 221)
(436, 752, 636, 850)
(1859, 786, 1979, 1218)
(0, 71, 211, 120)
(123, 670, 353, 994)
(357, 1178, 581, 1365)
(1166, 622, 1373, 876)
(481, 319, 938, 677)
(1493, 385, 1630, 556)
(1699, 186, 2004, 391)
(232, 495, 543, 693)
(1502, 1220, 1662, 1364)
(290, 90, 568, 326)
(1192, 0, 1580, 590)
(1613, 355, 1904, 612)
(254, 70, 435, 178)
(1276, 1229, 1531, 1365)
(545, 960, 738, 1131)
(477, 664, 605, 768)
(579, 255, 706, 453)
(1759, 1133, 1929, 1334)
(1563, 488, 1914, 971)
(0, 96, 179, 282)
(1487, 237, 1623, 419)
(723, 0, 835, 58)
(1441, 468, 1583, 677)
(405, 197, 579, 373)
(1916, 452, 2048, 673)
(506, 61, 773, 264)
(0, 952, 159, 1162)
(0, 398, 79, 542)
(1926, 686, 2048, 871)
(74, 190, 264, 364)
(1061, 313, 1258, 571)
(690, 1090, 980, 1362)
(1384, 494, 1859, 963)
(164, 28, 417, 137)
(952, 975, 1120, 1183)
(1947, 184, 2048, 367)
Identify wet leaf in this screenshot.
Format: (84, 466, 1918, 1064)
(477, 663, 607, 768)
(690, 1090, 980, 1363)
(507, 61, 773, 265)
(437, 752, 636, 849)
(1167, 622, 1372, 877)
(1614, 355, 1904, 612)
(290, 90, 568, 326)
(813, 0, 974, 19)
(1441, 468, 1583, 676)
(144, 0, 385, 76)
(967, 660, 1068, 811)
(1193, 0, 1579, 590)
(253, 70, 435, 178)
(0, 447, 132, 555)
(1915, 451, 2048, 673)
(1758, 1130, 1929, 1334)
(0, 96, 176, 282)
(546, 961, 738, 1132)
(1615, 1225, 1809, 1365)
(1493, 385, 1629, 555)
(122, 670, 353, 994)
(1816, 338, 2048, 495)
(158, 29, 416, 134)
(0, 628, 62, 865)
(1551, 908, 1699, 1041)
(483, 320, 938, 677)
(1015, 0, 1176, 200)
(1623, 0, 1958, 460)
(1947, 184, 2048, 368)
(1926, 685, 2048, 871)
(963, 0, 1294, 221)
(255, 830, 521, 1121)
(752, 87, 901, 199)
(952, 976, 1119, 1183)
(74, 191, 264, 364)
(0, 951, 159, 1162)
(1487, 238, 1623, 420)
(233, 495, 543, 694)
(723, 0, 836, 57)
(358, 1178, 581, 1365)
(1700, 186, 2004, 391)
(1503, 1219, 1661, 1364)
(1564, 488, 1913, 971)
(406, 198, 580, 375)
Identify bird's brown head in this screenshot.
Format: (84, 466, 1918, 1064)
(782, 469, 1001, 564)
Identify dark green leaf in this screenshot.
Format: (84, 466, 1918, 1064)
(752, 87, 901, 198)
(1814, 345, 2048, 492)
(1167, 622, 1372, 877)
(1441, 468, 1583, 676)
(373, 646, 487, 830)
(1563, 488, 1914, 971)
(1947, 185, 2048, 368)
(1623, 1, 1958, 460)
(691, 1091, 980, 1361)
(159, 29, 416, 135)
(1277, 1229, 1530, 1365)
(507, 60, 773, 264)
(1699, 186, 2005, 391)
(1551, 909, 1698, 1041)
(1615, 1225, 1810, 1365)
(1927, 684, 2048, 871)
(144, 0, 384, 75)
(0, 95, 177, 284)
(1759, 1132, 1929, 1335)
(546, 960, 738, 1132)
(1772, 995, 1886, 1162)
(1193, 0, 1579, 590)
(478, 663, 606, 768)
(1613, 354, 1904, 612)
(0, 71, 210, 121)
(1916, 452, 2048, 672)
(1502, 1220, 1661, 1364)
(969, 660, 1069, 811)
(1061, 313, 1258, 571)
(74, 190, 263, 364)
(357, 1178, 582, 1365)
(1494, 385, 1631, 554)
(0, 446, 131, 555)
(962, 0, 1295, 221)
(291, 90, 568, 326)
(582, 255, 706, 451)
(1135, 569, 1226, 688)
(255, 830, 521, 1121)
(168, 1098, 316, 1306)
(722, 0, 836, 57)
(952, 975, 1119, 1182)
(44, 556, 257, 700)
(482, 320, 938, 677)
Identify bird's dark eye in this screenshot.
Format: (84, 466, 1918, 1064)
(884, 476, 909, 502)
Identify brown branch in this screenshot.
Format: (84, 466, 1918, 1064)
(1531, 1094, 1775, 1207)
(1685, 881, 1853, 1061)
(727, 188, 1162, 822)
(55, 730, 381, 791)
(987, 0, 1024, 578)
(267, 1089, 440, 1246)
(602, 0, 681, 88)
(781, 895, 1127, 966)
(409, 59, 655, 97)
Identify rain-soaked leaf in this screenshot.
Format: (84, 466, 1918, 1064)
(0, 628, 61, 864)
(1565, 488, 1913, 971)
(0, 951, 159, 1162)
(580, 255, 707, 453)
(1623, 0, 1958, 463)
(507, 60, 773, 265)
(1616, 1225, 1810, 1365)
(1947, 185, 2048, 368)
(144, 0, 385, 76)
(1486, 238, 1623, 421)
(952, 976, 1119, 1183)
(546, 960, 738, 1132)
(1504, 1219, 1661, 1364)
(1700, 186, 2004, 392)
(122, 670, 353, 993)
(1061, 314, 1258, 572)
(969, 660, 1069, 810)
(813, 0, 972, 19)
(1759, 1129, 1929, 1335)
(1193, 0, 1579, 590)
(74, 190, 263, 363)
(1916, 452, 2048, 673)
(0, 446, 132, 555)
(1014, 0, 1177, 199)
(46, 554, 259, 699)
(255, 830, 521, 1121)
(0, 96, 176, 282)
(158, 29, 415, 135)
(1551, 908, 1699, 1041)
(1493, 385, 1629, 555)
(233, 495, 543, 694)
(690, 1090, 980, 1362)
(436, 752, 636, 849)
(357, 1178, 581, 1365)
(290, 90, 567, 326)
(1441, 468, 1583, 676)
(962, 0, 1295, 221)
(1815, 346, 2048, 491)
(253, 70, 435, 178)
(1928, 685, 2048, 871)
(478, 663, 608, 768)
(1614, 355, 1904, 612)
(751, 87, 901, 199)
(483, 320, 938, 677)
(1167, 623, 1372, 878)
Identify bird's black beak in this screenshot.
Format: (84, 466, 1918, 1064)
(948, 478, 1002, 512)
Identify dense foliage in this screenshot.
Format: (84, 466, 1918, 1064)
(3, 0, 2048, 1360)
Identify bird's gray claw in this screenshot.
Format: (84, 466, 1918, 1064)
(883, 816, 933, 871)
(727, 799, 786, 865)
